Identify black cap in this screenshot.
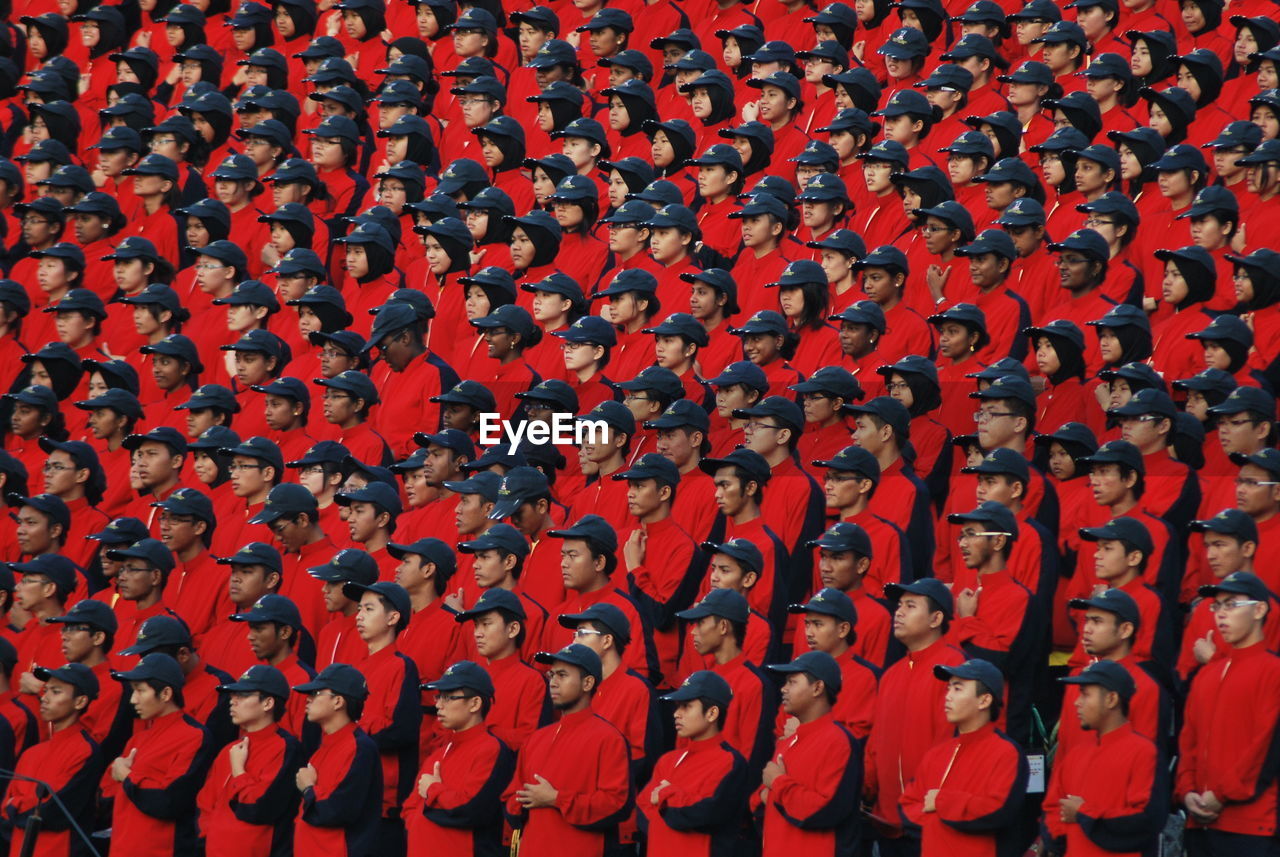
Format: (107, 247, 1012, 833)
(557, 602, 631, 644)
(1059, 659, 1135, 699)
(884, 578, 954, 618)
(934, 658, 1003, 697)
(1067, 586, 1140, 627)
(1199, 570, 1272, 603)
(118, 615, 191, 655)
(307, 548, 378, 584)
(217, 664, 291, 699)
(230, 593, 303, 628)
(423, 660, 494, 697)
(534, 643, 603, 683)
(547, 514, 617, 553)
(675, 588, 749, 624)
(293, 663, 369, 699)
(660, 670, 732, 706)
(788, 587, 855, 624)
(1078, 517, 1154, 555)
(33, 663, 98, 699)
(112, 652, 185, 690)
(766, 650, 842, 694)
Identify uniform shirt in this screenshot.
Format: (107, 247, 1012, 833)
(294, 722, 382, 857)
(1177, 640, 1280, 837)
(196, 723, 304, 857)
(111, 710, 215, 857)
(750, 712, 862, 856)
(867, 458, 935, 584)
(545, 583, 657, 683)
(639, 737, 748, 857)
(1043, 723, 1162, 857)
(502, 708, 631, 857)
(899, 721, 1029, 857)
(2, 725, 101, 857)
(402, 723, 515, 857)
(621, 516, 701, 686)
(356, 645, 421, 817)
(482, 653, 551, 754)
(168, 551, 227, 641)
(370, 351, 458, 460)
(316, 613, 366, 670)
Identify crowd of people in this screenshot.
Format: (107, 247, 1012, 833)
(0, 0, 1277, 852)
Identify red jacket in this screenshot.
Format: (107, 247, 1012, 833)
(111, 710, 215, 857)
(1177, 640, 1280, 836)
(750, 712, 863, 855)
(356, 645, 421, 816)
(1043, 723, 1162, 857)
(316, 614, 366, 670)
(168, 551, 227, 641)
(2, 725, 101, 857)
(197, 723, 304, 857)
(482, 653, 551, 754)
(402, 723, 515, 857)
(638, 737, 748, 856)
(621, 515, 700, 686)
(502, 708, 632, 857)
(370, 351, 458, 460)
(294, 722, 382, 857)
(900, 722, 1029, 857)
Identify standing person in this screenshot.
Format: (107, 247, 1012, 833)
(197, 665, 305, 857)
(504, 643, 632, 857)
(899, 659, 1029, 857)
(1042, 660, 1164, 857)
(291, 664, 383, 857)
(639, 670, 748, 855)
(751, 650, 864, 855)
(107, 653, 216, 857)
(1178, 572, 1280, 857)
(403, 660, 516, 857)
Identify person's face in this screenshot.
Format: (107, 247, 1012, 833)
(779, 671, 821, 716)
(59, 619, 103, 663)
(464, 209, 491, 243)
(190, 450, 218, 484)
(304, 688, 342, 723)
(689, 281, 727, 321)
(967, 251, 1007, 289)
(130, 681, 171, 721)
(1235, 462, 1280, 516)
(1093, 537, 1137, 581)
(1260, 60, 1280, 91)
(234, 351, 273, 387)
(346, 500, 386, 543)
(228, 454, 270, 498)
(803, 612, 850, 654)
(741, 332, 781, 366)
(817, 548, 860, 590)
(1042, 41, 1079, 73)
(1120, 413, 1167, 451)
(883, 114, 923, 146)
(1218, 410, 1269, 457)
(1074, 4, 1112, 40)
(343, 244, 370, 280)
(1087, 462, 1131, 507)
(1204, 531, 1252, 577)
(893, 593, 941, 643)
(561, 137, 599, 170)
(863, 160, 894, 194)
(711, 466, 750, 516)
(132, 441, 180, 489)
(42, 449, 82, 498)
(229, 563, 276, 607)
(509, 226, 535, 269)
(1235, 25, 1259, 66)
(1033, 336, 1062, 378)
(649, 226, 689, 264)
(944, 677, 989, 724)
(246, 620, 288, 660)
(454, 492, 492, 535)
(35, 257, 69, 295)
(1214, 590, 1268, 645)
(354, 590, 399, 642)
(801, 200, 837, 230)
(547, 661, 590, 709)
(560, 538, 602, 591)
(689, 87, 713, 120)
(625, 477, 668, 520)
(757, 85, 796, 123)
(158, 508, 202, 554)
(263, 393, 302, 432)
(707, 553, 753, 592)
(229, 690, 274, 728)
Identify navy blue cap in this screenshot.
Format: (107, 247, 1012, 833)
(87, 516, 149, 546)
(1110, 388, 1177, 421)
(547, 514, 618, 552)
(578, 400, 635, 437)
(974, 157, 1040, 188)
(728, 309, 789, 338)
(807, 520, 873, 556)
(558, 602, 631, 644)
(934, 658, 1003, 696)
(1079, 516, 1154, 555)
(641, 312, 710, 347)
(247, 483, 318, 526)
(707, 360, 768, 393)
(2, 385, 57, 412)
(313, 370, 379, 406)
(644, 399, 711, 434)
(217, 541, 283, 574)
(1190, 508, 1259, 543)
(616, 366, 684, 400)
(334, 480, 403, 515)
(956, 228, 1017, 261)
(552, 315, 617, 347)
(1080, 439, 1145, 474)
(217, 664, 291, 699)
(968, 374, 1037, 408)
(961, 447, 1030, 482)
(1200, 570, 1273, 603)
(812, 445, 880, 481)
(844, 395, 911, 439)
(661, 670, 732, 706)
(612, 453, 680, 488)
(884, 578, 954, 618)
(872, 88, 932, 118)
(1208, 385, 1275, 418)
(699, 447, 772, 485)
(534, 643, 603, 683)
(1059, 659, 1136, 699)
(699, 538, 764, 575)
(1067, 586, 1140, 629)
(112, 652, 184, 690)
(33, 662, 98, 699)
(1186, 313, 1252, 348)
(1048, 228, 1110, 261)
(150, 487, 215, 523)
(455, 587, 526, 623)
(767, 650, 842, 694)
(676, 587, 749, 624)
(430, 380, 495, 412)
(174, 384, 239, 415)
(878, 26, 930, 58)
(412, 428, 476, 458)
(457, 522, 530, 558)
(46, 598, 118, 634)
(947, 500, 1019, 540)
(307, 548, 378, 584)
(121, 426, 188, 455)
(105, 538, 175, 574)
(791, 365, 863, 402)
(732, 395, 804, 432)
(789, 587, 855, 623)
(293, 663, 369, 699)
(117, 615, 191, 655)
(341, 580, 411, 622)
(230, 593, 302, 629)
(386, 538, 457, 581)
(219, 436, 284, 476)
(423, 660, 494, 697)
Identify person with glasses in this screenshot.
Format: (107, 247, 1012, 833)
(1177, 571, 1280, 857)
(312, 371, 393, 468)
(197, 663, 306, 857)
(615, 367, 683, 465)
(403, 659, 515, 856)
(1229, 447, 1280, 575)
(45, 598, 127, 753)
(8, 197, 67, 309)
(148, 488, 222, 641)
(251, 482, 335, 637)
(186, 240, 251, 390)
(947, 501, 1038, 743)
(106, 538, 181, 672)
(291, 663, 382, 857)
(37, 438, 110, 574)
(212, 437, 284, 558)
(1109, 388, 1201, 534)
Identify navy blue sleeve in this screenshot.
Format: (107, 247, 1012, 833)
(122, 720, 215, 820)
(230, 732, 305, 827)
(301, 733, 383, 828)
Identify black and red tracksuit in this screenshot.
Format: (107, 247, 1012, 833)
(1, 725, 102, 857)
(502, 708, 632, 857)
(482, 653, 552, 754)
(197, 723, 304, 857)
(110, 710, 216, 857)
(402, 723, 515, 857)
(899, 722, 1030, 857)
(294, 722, 382, 857)
(356, 645, 421, 818)
(639, 737, 748, 857)
(750, 712, 863, 855)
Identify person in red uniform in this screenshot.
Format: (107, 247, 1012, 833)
(11, 554, 77, 711)
(47, 599, 130, 757)
(334, 482, 403, 581)
(504, 643, 631, 857)
(1, 662, 103, 857)
(785, 587, 880, 740)
(201, 543, 286, 680)
(230, 594, 318, 749)
(1178, 571, 1280, 857)
(107, 652, 216, 857)
(751, 650, 864, 856)
(865, 579, 966, 856)
(250, 483, 334, 639)
(308, 549, 379, 670)
(1043, 659, 1164, 856)
(568, 401, 635, 532)
(291, 663, 383, 857)
(403, 660, 515, 857)
(106, 538, 182, 670)
(899, 659, 1029, 857)
(197, 664, 305, 857)
(154, 488, 226, 641)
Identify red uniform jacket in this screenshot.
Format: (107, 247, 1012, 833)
(370, 351, 458, 460)
(294, 722, 382, 857)
(356, 645, 421, 817)
(638, 738, 748, 857)
(197, 723, 304, 857)
(482, 653, 551, 754)
(1177, 640, 1280, 837)
(502, 708, 632, 857)
(750, 712, 863, 856)
(111, 710, 215, 857)
(621, 516, 701, 686)
(402, 723, 515, 857)
(900, 722, 1029, 857)
(2, 725, 101, 857)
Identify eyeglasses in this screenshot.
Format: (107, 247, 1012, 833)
(1220, 417, 1258, 428)
(920, 224, 954, 234)
(59, 623, 93, 634)
(1122, 414, 1165, 424)
(623, 394, 651, 403)
(956, 530, 1010, 543)
(885, 381, 910, 393)
(436, 693, 474, 703)
(42, 461, 76, 473)
(1083, 217, 1115, 228)
(21, 216, 49, 226)
(973, 410, 1016, 423)
(1208, 599, 1261, 613)
(1234, 477, 1280, 488)
(119, 565, 155, 575)
(195, 263, 228, 270)
(299, 465, 326, 476)
(573, 628, 606, 639)
(744, 421, 784, 432)
(1056, 255, 1090, 266)
(824, 472, 866, 483)
(227, 462, 264, 472)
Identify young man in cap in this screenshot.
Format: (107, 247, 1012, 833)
(900, 659, 1028, 857)
(1229, 447, 1280, 594)
(365, 301, 460, 459)
(108, 652, 216, 857)
(675, 588, 774, 778)
(814, 445, 913, 593)
(47, 599, 128, 754)
(309, 549, 380, 669)
(544, 514, 657, 682)
(569, 401, 636, 533)
(639, 668, 748, 853)
(486, 465, 568, 609)
(201, 543, 286, 679)
(965, 375, 1056, 523)
(752, 650, 863, 855)
(786, 587, 880, 739)
(1043, 660, 1164, 856)
(803, 522, 894, 670)
(951, 229, 1033, 366)
(446, 471, 505, 606)
(292, 663, 383, 857)
(1058, 587, 1171, 760)
(390, 537, 462, 692)
(865, 579, 966, 855)
(153, 488, 225, 639)
(1178, 571, 1280, 857)
(677, 538, 776, 677)
(698, 448, 787, 620)
(453, 589, 552, 753)
(408, 428, 476, 540)
(231, 594, 317, 745)
(197, 664, 305, 857)
(9, 494, 82, 593)
(335, 481, 403, 581)
(2, 662, 102, 857)
(646, 400, 718, 544)
(106, 538, 182, 670)
(456, 522, 548, 663)
(947, 501, 1039, 742)
(505, 643, 631, 857)
(613, 453, 702, 687)
(311, 371, 392, 467)
(253, 482, 335, 636)
(11, 555, 76, 707)
(1110, 388, 1201, 533)
(122, 428, 195, 537)
(345, 580, 421, 848)
(403, 660, 516, 856)
(212, 437, 285, 557)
